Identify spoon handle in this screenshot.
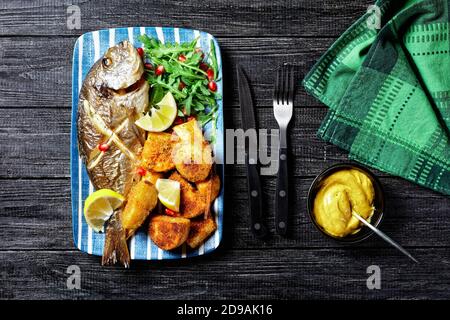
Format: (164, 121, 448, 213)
(352, 212, 419, 264)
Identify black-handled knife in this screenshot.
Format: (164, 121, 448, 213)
(237, 65, 268, 239)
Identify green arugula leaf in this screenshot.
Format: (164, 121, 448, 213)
(210, 39, 219, 80)
(140, 34, 220, 131)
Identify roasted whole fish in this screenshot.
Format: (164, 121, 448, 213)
(78, 40, 148, 194)
(77, 40, 156, 267)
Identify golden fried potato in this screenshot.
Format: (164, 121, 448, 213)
(173, 119, 203, 144)
(174, 141, 212, 182)
(149, 215, 190, 250)
(172, 119, 213, 182)
(121, 180, 158, 238)
(197, 174, 221, 203)
(141, 132, 175, 172)
(169, 172, 205, 218)
(186, 217, 217, 248)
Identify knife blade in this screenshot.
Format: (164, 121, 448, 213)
(237, 65, 268, 239)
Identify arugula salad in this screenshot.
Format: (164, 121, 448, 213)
(138, 35, 221, 132)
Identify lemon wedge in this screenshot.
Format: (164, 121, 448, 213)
(83, 189, 125, 232)
(155, 178, 180, 212)
(135, 91, 177, 132)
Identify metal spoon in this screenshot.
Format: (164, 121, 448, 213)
(352, 211, 419, 263)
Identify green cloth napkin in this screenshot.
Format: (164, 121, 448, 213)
(303, 0, 450, 195)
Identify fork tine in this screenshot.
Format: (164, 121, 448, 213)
(274, 64, 295, 105)
(288, 65, 294, 104)
(279, 66, 284, 104)
(281, 65, 287, 104)
(274, 67, 280, 104)
(283, 64, 290, 104)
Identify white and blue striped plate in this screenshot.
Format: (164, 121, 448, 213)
(70, 27, 224, 260)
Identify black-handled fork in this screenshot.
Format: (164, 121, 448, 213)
(273, 64, 294, 236)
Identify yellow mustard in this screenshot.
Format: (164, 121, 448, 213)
(313, 169, 375, 237)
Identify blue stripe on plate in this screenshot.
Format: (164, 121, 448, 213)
(83, 31, 93, 254)
(178, 27, 191, 44)
(161, 27, 175, 44)
(71, 36, 80, 250)
(211, 35, 224, 249)
(114, 28, 129, 43)
(72, 27, 224, 260)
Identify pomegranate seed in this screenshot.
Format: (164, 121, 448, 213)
(144, 63, 153, 70)
(137, 47, 144, 58)
(208, 81, 217, 92)
(199, 62, 209, 72)
(155, 65, 165, 76)
(98, 143, 109, 152)
(178, 81, 186, 90)
(178, 54, 187, 62)
(207, 68, 215, 81)
(195, 48, 205, 59)
(174, 117, 184, 125)
(136, 167, 146, 176)
(165, 208, 178, 216)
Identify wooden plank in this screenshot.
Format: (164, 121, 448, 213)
(1, 248, 449, 299)
(1, 0, 446, 301)
(0, 37, 333, 109)
(0, 107, 433, 179)
(0, 36, 336, 109)
(0, 0, 373, 37)
(0, 177, 448, 251)
(0, 107, 352, 179)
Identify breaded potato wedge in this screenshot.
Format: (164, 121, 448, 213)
(169, 172, 205, 218)
(173, 119, 203, 144)
(149, 215, 190, 250)
(197, 174, 221, 203)
(141, 132, 175, 172)
(168, 172, 221, 219)
(173, 119, 213, 182)
(186, 217, 217, 248)
(174, 141, 212, 182)
(121, 180, 158, 238)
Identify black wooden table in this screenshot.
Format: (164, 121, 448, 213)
(1, 0, 450, 300)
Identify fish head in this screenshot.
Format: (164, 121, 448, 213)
(97, 40, 143, 91)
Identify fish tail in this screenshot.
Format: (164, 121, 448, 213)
(102, 211, 130, 268)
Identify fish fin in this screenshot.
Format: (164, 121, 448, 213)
(102, 212, 130, 268)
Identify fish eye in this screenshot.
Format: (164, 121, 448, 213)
(102, 57, 112, 68)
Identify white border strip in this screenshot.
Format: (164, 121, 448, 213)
(109, 28, 115, 48)
(146, 234, 152, 260)
(214, 199, 220, 247)
(193, 30, 200, 45)
(127, 27, 134, 45)
(174, 27, 180, 44)
(156, 27, 165, 44)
